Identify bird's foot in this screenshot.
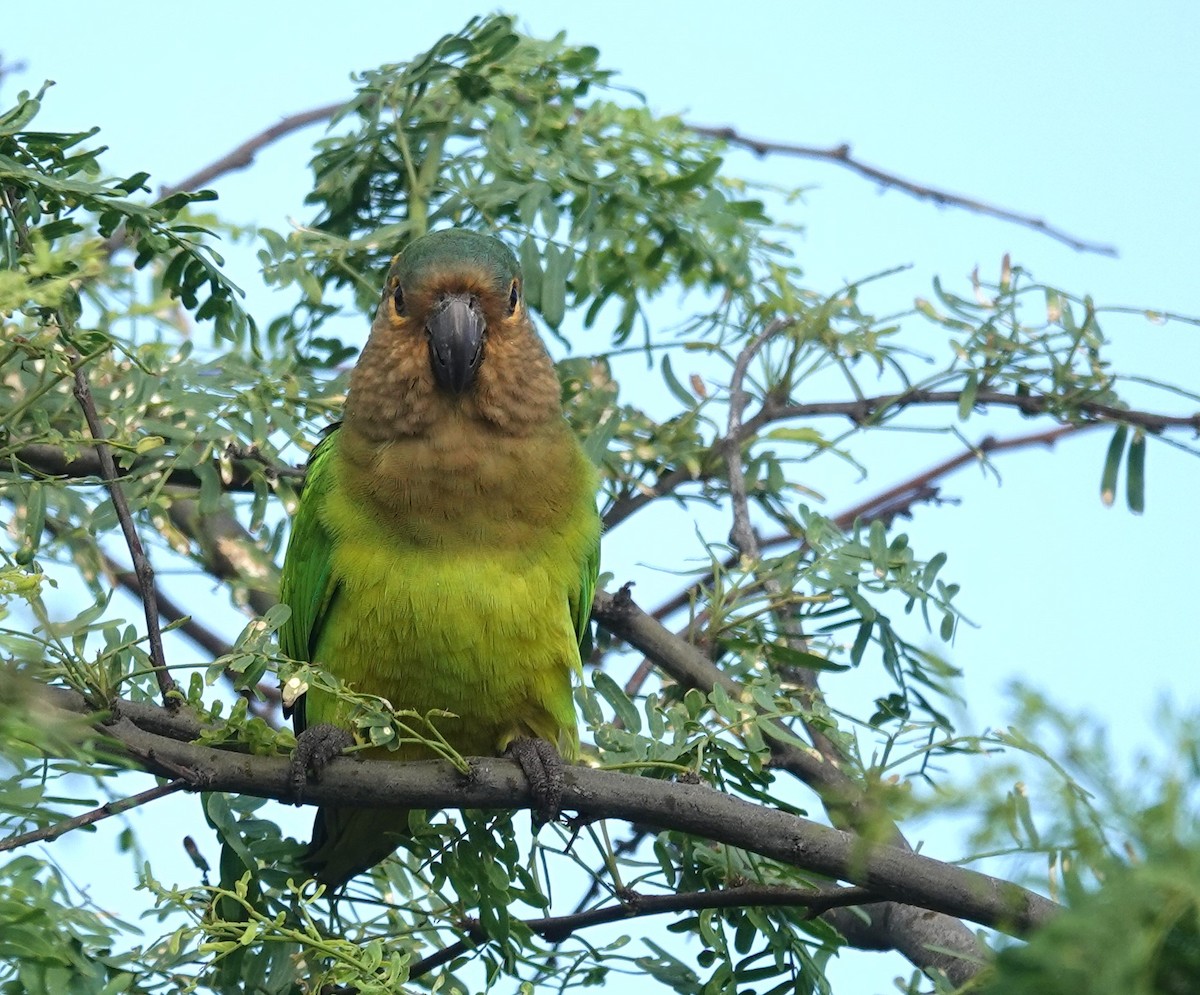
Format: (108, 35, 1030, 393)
(506, 737, 565, 828)
(290, 724, 354, 803)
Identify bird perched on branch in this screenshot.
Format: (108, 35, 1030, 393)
(279, 229, 600, 889)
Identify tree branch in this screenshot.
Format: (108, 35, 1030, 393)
(746, 388, 1200, 436)
(720, 320, 848, 775)
(2, 183, 178, 705)
(602, 388, 1192, 533)
(0, 778, 187, 853)
(111, 99, 1113, 258)
(646, 423, 1089, 628)
(689, 125, 1118, 256)
(410, 883, 882, 978)
(589, 584, 997, 982)
(10, 443, 301, 493)
(12, 390, 1190, 521)
(159, 103, 344, 198)
(42, 686, 1060, 942)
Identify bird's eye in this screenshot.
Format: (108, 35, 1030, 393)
(393, 282, 406, 316)
(508, 279, 520, 315)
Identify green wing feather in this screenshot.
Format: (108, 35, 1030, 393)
(571, 517, 601, 662)
(278, 427, 342, 733)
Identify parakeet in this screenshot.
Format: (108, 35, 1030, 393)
(279, 229, 600, 889)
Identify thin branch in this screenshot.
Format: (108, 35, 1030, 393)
(690, 125, 1118, 257)
(11, 443, 302, 492)
(70, 369, 177, 705)
(410, 883, 881, 978)
(594, 586, 899, 824)
(42, 686, 1060, 942)
(2, 183, 178, 705)
(160, 103, 344, 198)
(96, 546, 281, 719)
(721, 321, 848, 781)
(602, 388, 1195, 532)
(0, 778, 187, 853)
(646, 422, 1089, 628)
(723, 320, 787, 555)
(746, 388, 1200, 436)
(12, 391, 1190, 517)
(117, 98, 1113, 259)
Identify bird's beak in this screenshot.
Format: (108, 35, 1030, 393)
(426, 293, 486, 394)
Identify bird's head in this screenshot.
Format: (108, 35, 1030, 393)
(347, 229, 561, 438)
(379, 229, 524, 395)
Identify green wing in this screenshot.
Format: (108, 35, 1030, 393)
(278, 426, 342, 732)
(570, 507, 602, 660)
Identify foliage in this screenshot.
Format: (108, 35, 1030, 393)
(1, 13, 1199, 995)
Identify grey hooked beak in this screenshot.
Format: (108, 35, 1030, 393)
(426, 293, 486, 393)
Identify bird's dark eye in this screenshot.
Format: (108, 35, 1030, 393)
(508, 279, 520, 315)
(393, 282, 406, 316)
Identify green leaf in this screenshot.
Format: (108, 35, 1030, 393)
(519, 235, 542, 308)
(767, 642, 851, 673)
(1126, 428, 1146, 514)
(593, 671, 641, 733)
(958, 371, 978, 420)
(849, 619, 873, 666)
(763, 427, 827, 445)
(539, 241, 568, 329)
(1100, 423, 1128, 507)
(660, 355, 696, 408)
(656, 156, 722, 193)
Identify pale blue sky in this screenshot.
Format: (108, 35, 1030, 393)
(7, 3, 1200, 991)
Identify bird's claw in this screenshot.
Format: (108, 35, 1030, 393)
(290, 723, 354, 803)
(506, 737, 565, 828)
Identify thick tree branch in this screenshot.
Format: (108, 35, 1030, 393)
(42, 686, 1059, 942)
(590, 585, 991, 981)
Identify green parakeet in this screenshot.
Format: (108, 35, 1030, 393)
(279, 229, 600, 888)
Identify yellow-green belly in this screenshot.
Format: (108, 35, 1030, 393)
(307, 530, 581, 762)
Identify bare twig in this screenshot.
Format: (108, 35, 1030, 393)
(160, 103, 344, 198)
(690, 125, 1118, 256)
(101, 102, 345, 255)
(0, 778, 186, 853)
(722, 320, 787, 555)
(105, 97, 1112, 259)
